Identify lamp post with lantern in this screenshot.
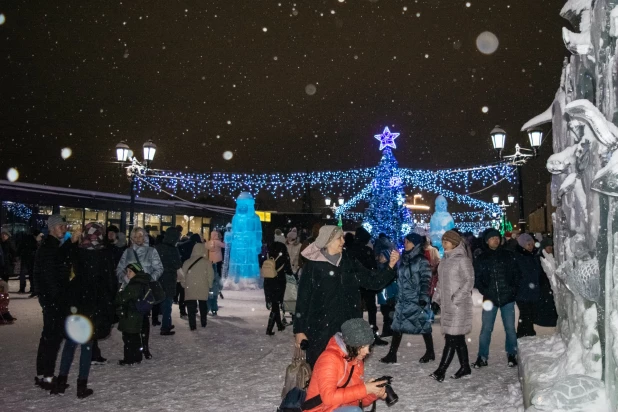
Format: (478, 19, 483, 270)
(489, 126, 544, 232)
(324, 196, 345, 227)
(492, 193, 515, 235)
(115, 139, 157, 234)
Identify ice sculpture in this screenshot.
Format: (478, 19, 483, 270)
(228, 192, 262, 288)
(222, 223, 232, 279)
(429, 195, 455, 255)
(530, 374, 607, 411)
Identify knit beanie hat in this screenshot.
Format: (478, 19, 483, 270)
(287, 228, 298, 241)
(442, 230, 462, 248)
(405, 232, 424, 247)
(126, 262, 143, 274)
(483, 228, 501, 243)
(518, 233, 535, 248)
(314, 225, 343, 249)
(340, 318, 375, 347)
(274, 229, 286, 243)
(47, 214, 66, 230)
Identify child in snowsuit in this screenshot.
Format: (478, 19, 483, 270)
(115, 263, 151, 365)
(0, 277, 15, 324)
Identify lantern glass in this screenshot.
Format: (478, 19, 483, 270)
(338, 197, 345, 206)
(490, 126, 506, 150)
(116, 142, 129, 162)
(492, 194, 500, 204)
(325, 197, 332, 206)
(143, 140, 157, 161)
(508, 193, 515, 204)
(528, 128, 543, 148)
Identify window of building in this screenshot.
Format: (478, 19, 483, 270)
(59, 206, 84, 232)
(84, 208, 106, 225)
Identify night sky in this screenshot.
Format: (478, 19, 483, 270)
(0, 1, 570, 222)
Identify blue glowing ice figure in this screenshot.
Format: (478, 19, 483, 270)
(229, 192, 262, 283)
(429, 195, 455, 256)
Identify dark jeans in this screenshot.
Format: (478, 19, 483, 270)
(59, 339, 92, 380)
(516, 301, 537, 338)
(19, 262, 34, 292)
(186, 300, 208, 329)
(141, 314, 150, 352)
(122, 333, 142, 363)
(380, 302, 395, 337)
(151, 302, 161, 321)
(360, 289, 378, 331)
(176, 283, 186, 315)
(161, 297, 173, 331)
(36, 309, 65, 377)
(92, 339, 102, 360)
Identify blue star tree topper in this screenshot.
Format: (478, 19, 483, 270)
(374, 127, 400, 151)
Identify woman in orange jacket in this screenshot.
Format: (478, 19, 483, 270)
(304, 318, 389, 412)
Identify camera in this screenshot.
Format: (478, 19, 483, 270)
(300, 339, 309, 351)
(374, 375, 398, 407)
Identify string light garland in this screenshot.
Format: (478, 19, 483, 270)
(2, 201, 33, 220)
(139, 127, 515, 233)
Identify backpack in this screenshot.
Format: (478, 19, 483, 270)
(135, 285, 155, 316)
(261, 254, 282, 279)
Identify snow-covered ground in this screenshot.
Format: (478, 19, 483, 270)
(0, 281, 555, 411)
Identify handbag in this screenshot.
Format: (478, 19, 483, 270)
(281, 346, 312, 400)
(132, 249, 165, 304)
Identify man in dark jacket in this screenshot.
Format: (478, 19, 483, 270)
(155, 227, 182, 335)
(33, 215, 77, 390)
(514, 233, 541, 338)
(472, 228, 521, 368)
(17, 230, 39, 295)
(346, 227, 388, 346)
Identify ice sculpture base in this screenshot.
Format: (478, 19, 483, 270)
(223, 277, 262, 291)
(518, 335, 609, 411)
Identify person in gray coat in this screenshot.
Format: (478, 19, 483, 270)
(431, 230, 474, 382)
(116, 227, 163, 359)
(381, 233, 434, 364)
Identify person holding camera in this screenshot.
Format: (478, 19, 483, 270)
(294, 226, 400, 367)
(303, 318, 394, 412)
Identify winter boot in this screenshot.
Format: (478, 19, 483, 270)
(430, 340, 456, 382)
(160, 329, 175, 336)
(451, 339, 471, 379)
(419, 333, 435, 363)
(380, 351, 397, 364)
(50, 375, 69, 395)
(38, 376, 56, 391)
(471, 356, 488, 369)
(76, 379, 93, 399)
(91, 356, 107, 365)
(373, 333, 389, 346)
(507, 354, 518, 367)
(266, 312, 276, 336)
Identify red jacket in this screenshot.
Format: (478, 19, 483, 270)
(305, 334, 378, 412)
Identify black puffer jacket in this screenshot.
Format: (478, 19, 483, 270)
(33, 235, 76, 313)
(346, 227, 376, 271)
(70, 248, 117, 339)
(514, 246, 541, 302)
(473, 247, 521, 307)
(263, 240, 292, 305)
(155, 228, 183, 299)
(294, 243, 396, 365)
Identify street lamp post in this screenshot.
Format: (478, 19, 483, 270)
(492, 193, 515, 235)
(324, 195, 345, 226)
(116, 140, 157, 234)
(489, 126, 543, 232)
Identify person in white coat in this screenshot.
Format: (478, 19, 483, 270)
(285, 228, 301, 274)
(178, 243, 214, 331)
(431, 230, 474, 382)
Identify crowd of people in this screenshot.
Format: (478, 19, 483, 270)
(271, 224, 557, 411)
(0, 215, 226, 398)
(1, 214, 555, 408)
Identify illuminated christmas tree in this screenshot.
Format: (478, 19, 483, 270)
(362, 127, 413, 247)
